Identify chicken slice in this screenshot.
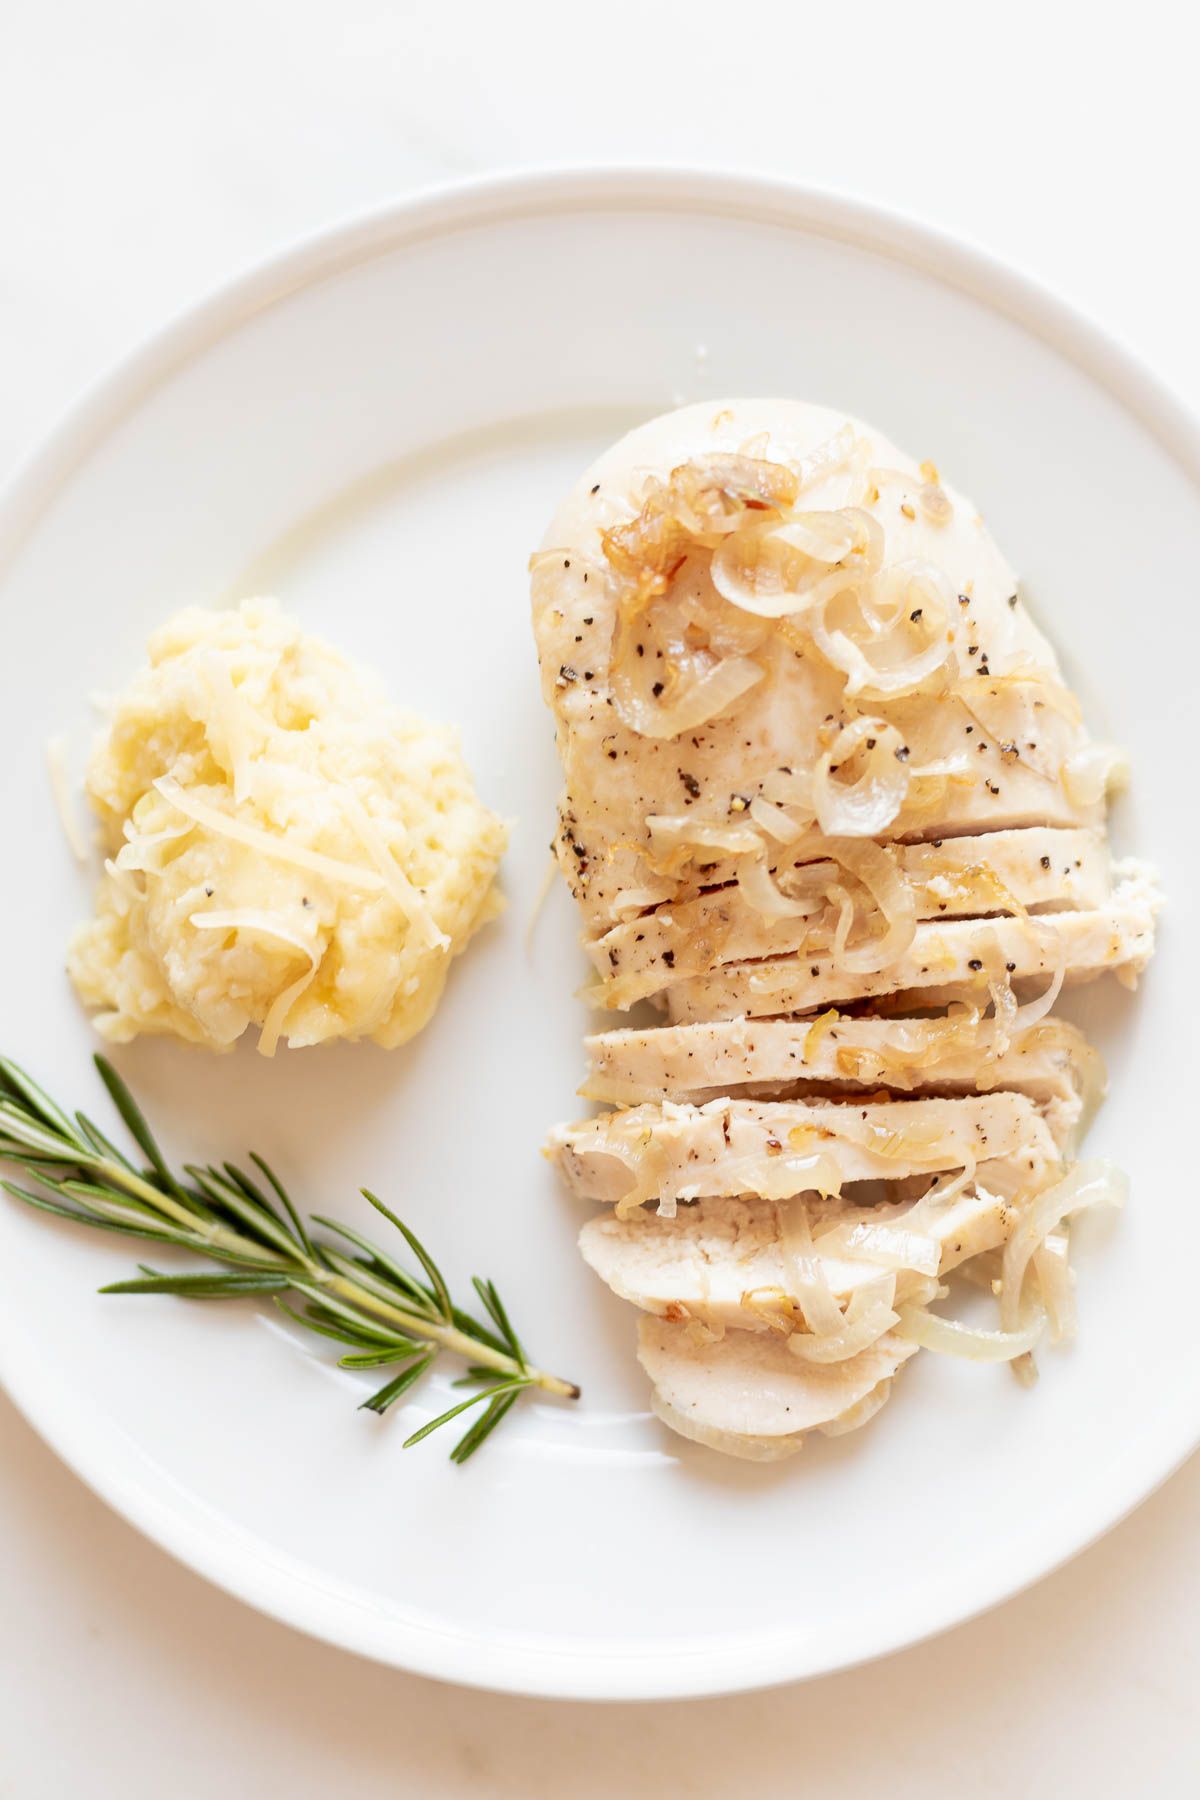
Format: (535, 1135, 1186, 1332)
(581, 1173, 1025, 1330)
(666, 869, 1159, 1023)
(638, 1315, 918, 1455)
(582, 1012, 1100, 1108)
(549, 1092, 1059, 1212)
(587, 826, 1110, 1005)
(533, 399, 1104, 936)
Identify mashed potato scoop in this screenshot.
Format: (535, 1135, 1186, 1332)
(68, 599, 508, 1053)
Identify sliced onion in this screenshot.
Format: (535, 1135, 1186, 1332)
(823, 837, 917, 974)
(870, 1007, 984, 1081)
(812, 717, 910, 836)
(723, 1151, 843, 1206)
(760, 767, 814, 809)
(1009, 924, 1066, 1032)
(645, 814, 763, 861)
(1034, 1230, 1077, 1343)
(814, 1219, 941, 1277)
(779, 1195, 845, 1336)
(901, 1160, 979, 1224)
(896, 1299, 1046, 1361)
(788, 1300, 898, 1363)
(803, 1007, 841, 1061)
(827, 881, 857, 963)
(602, 453, 801, 738)
(710, 508, 882, 619)
(737, 853, 824, 920)
(956, 668, 1082, 781)
(795, 423, 858, 493)
(820, 1111, 955, 1171)
(789, 1271, 899, 1365)
(987, 960, 1019, 1058)
(812, 559, 956, 699)
(1000, 1159, 1127, 1330)
(612, 649, 764, 739)
(747, 794, 809, 843)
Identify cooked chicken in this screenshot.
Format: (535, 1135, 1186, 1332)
(532, 399, 1105, 940)
(582, 1013, 1099, 1108)
(550, 1093, 1059, 1212)
(533, 398, 1157, 1461)
(665, 871, 1157, 1023)
(581, 1174, 1024, 1329)
(587, 827, 1111, 1006)
(638, 1316, 918, 1457)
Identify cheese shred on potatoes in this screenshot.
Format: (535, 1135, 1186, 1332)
(68, 599, 508, 1054)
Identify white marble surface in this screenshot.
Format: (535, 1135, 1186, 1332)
(2, 3, 1197, 1793)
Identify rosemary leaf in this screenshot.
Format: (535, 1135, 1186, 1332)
(74, 1111, 138, 1173)
(360, 1352, 436, 1414)
(309, 1213, 439, 1315)
(362, 1189, 453, 1323)
(451, 1388, 522, 1464)
(472, 1276, 528, 1372)
(338, 1343, 424, 1369)
(184, 1163, 302, 1260)
(0, 1057, 78, 1139)
(451, 1364, 509, 1387)
(93, 1056, 191, 1206)
(402, 1379, 530, 1450)
(101, 1269, 295, 1298)
(273, 1297, 396, 1351)
(249, 1153, 315, 1260)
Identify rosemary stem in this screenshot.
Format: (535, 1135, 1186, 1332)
(322, 1273, 579, 1397)
(95, 1157, 291, 1265)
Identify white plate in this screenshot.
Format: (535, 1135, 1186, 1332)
(0, 170, 1196, 1701)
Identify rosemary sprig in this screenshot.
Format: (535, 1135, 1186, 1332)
(0, 1054, 578, 1462)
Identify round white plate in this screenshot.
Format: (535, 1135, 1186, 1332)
(0, 171, 1195, 1701)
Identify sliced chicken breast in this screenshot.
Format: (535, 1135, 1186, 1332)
(637, 1314, 918, 1451)
(588, 826, 1111, 1005)
(533, 397, 1156, 1462)
(581, 1174, 1024, 1330)
(665, 871, 1158, 1023)
(550, 1092, 1059, 1212)
(582, 1012, 1099, 1107)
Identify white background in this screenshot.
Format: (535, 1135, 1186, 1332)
(2, 3, 1197, 1794)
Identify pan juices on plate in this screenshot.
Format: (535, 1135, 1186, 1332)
(532, 398, 1158, 1460)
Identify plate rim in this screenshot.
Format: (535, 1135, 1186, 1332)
(1, 164, 1196, 1701)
